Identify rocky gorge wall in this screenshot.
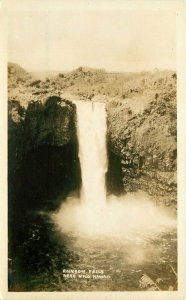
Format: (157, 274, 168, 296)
(8, 96, 81, 216)
(107, 83, 177, 210)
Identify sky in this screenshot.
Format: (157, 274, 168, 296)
(6, 0, 177, 72)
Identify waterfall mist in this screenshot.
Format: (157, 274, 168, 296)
(52, 192, 176, 240)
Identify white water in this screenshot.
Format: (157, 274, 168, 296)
(75, 101, 107, 209)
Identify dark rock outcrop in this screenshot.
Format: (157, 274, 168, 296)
(9, 96, 77, 154)
(8, 96, 80, 211)
(23, 96, 77, 149)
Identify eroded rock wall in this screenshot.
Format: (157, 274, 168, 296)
(8, 96, 80, 212)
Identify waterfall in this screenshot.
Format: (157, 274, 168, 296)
(53, 101, 176, 239)
(75, 101, 108, 208)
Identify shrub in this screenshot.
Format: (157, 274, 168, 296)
(59, 73, 64, 78)
(30, 80, 41, 87)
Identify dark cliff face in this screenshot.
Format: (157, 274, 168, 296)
(8, 96, 81, 213)
(23, 96, 77, 148)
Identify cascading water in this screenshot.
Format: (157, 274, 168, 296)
(75, 101, 107, 208)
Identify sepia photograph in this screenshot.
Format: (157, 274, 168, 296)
(0, 0, 186, 299)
